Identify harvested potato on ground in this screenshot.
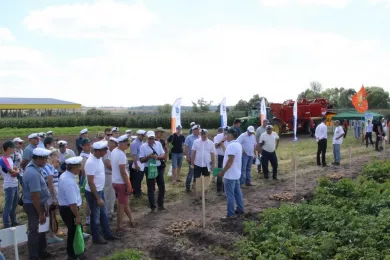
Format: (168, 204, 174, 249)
(326, 172, 344, 179)
(268, 192, 293, 201)
(166, 220, 201, 236)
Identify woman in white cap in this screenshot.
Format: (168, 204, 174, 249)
(22, 148, 55, 260)
(58, 156, 85, 260)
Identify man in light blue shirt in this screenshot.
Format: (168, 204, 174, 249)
(22, 148, 54, 260)
(237, 126, 257, 186)
(38, 133, 46, 148)
(184, 125, 200, 192)
(20, 133, 39, 170)
(130, 130, 146, 197)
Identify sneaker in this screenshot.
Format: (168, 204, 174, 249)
(47, 236, 64, 244)
(83, 233, 91, 239)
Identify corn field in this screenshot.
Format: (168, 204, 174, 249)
(0, 112, 245, 129)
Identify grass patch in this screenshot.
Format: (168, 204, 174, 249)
(101, 249, 148, 260)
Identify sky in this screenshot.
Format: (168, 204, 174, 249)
(1, 0, 390, 107)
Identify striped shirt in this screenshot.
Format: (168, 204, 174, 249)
(42, 164, 59, 186)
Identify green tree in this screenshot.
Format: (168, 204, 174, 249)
(233, 99, 249, 111)
(338, 88, 356, 108)
(215, 104, 231, 113)
(297, 81, 323, 100)
(248, 94, 269, 108)
(157, 104, 172, 114)
(192, 98, 213, 112)
(86, 108, 110, 116)
(366, 87, 390, 109)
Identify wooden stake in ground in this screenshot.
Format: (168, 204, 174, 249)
(201, 176, 206, 229)
(294, 154, 297, 196)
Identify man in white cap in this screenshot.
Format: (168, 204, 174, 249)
(21, 133, 39, 170)
(38, 133, 46, 148)
(130, 130, 146, 198)
(255, 119, 269, 174)
(12, 137, 25, 177)
(111, 135, 136, 231)
(191, 129, 215, 202)
(189, 122, 196, 135)
(103, 137, 118, 220)
(259, 125, 280, 180)
(112, 127, 120, 138)
(76, 128, 88, 155)
(140, 131, 166, 212)
(22, 148, 55, 259)
(218, 127, 244, 219)
(46, 131, 54, 138)
(58, 140, 76, 176)
(184, 124, 200, 192)
(237, 126, 257, 186)
(125, 129, 132, 137)
(58, 156, 84, 260)
(85, 140, 119, 244)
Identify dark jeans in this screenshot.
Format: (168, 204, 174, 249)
(310, 128, 315, 137)
(130, 167, 144, 197)
(3, 186, 18, 228)
(144, 166, 165, 209)
(217, 155, 224, 193)
(317, 139, 327, 166)
(85, 190, 112, 241)
(23, 203, 47, 260)
(366, 132, 374, 147)
(261, 150, 278, 179)
(375, 132, 382, 150)
(60, 206, 83, 259)
(185, 165, 195, 190)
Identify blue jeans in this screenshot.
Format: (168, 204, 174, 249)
(171, 153, 184, 169)
(3, 186, 19, 228)
(85, 190, 112, 241)
(333, 144, 341, 163)
(186, 167, 195, 190)
(224, 179, 244, 217)
(240, 154, 253, 185)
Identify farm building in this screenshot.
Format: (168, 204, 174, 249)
(0, 97, 82, 118)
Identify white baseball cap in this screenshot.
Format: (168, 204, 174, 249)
(247, 126, 255, 133)
(146, 131, 155, 138)
(13, 137, 24, 143)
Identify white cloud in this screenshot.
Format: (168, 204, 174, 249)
(0, 27, 15, 43)
(261, 0, 352, 8)
(23, 0, 158, 39)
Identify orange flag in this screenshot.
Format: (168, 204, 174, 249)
(352, 85, 368, 113)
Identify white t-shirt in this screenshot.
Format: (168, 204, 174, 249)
(333, 126, 345, 145)
(237, 132, 257, 157)
(192, 139, 215, 167)
(111, 148, 129, 184)
(0, 157, 18, 188)
(223, 140, 242, 180)
(139, 142, 165, 167)
(213, 133, 225, 156)
(84, 155, 106, 192)
(259, 132, 279, 153)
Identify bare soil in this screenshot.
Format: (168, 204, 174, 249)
(2, 153, 376, 260)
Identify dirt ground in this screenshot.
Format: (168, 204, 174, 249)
(2, 149, 378, 260)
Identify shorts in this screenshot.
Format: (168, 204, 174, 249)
(171, 153, 184, 169)
(194, 165, 210, 178)
(112, 183, 129, 204)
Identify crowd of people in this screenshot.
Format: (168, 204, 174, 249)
(315, 117, 389, 167)
(0, 123, 281, 260)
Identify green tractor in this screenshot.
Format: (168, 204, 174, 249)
(238, 107, 273, 133)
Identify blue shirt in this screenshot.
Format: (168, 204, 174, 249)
(38, 141, 45, 149)
(184, 134, 200, 157)
(42, 164, 59, 186)
(58, 171, 82, 206)
(22, 144, 37, 162)
(22, 161, 50, 204)
(131, 138, 143, 161)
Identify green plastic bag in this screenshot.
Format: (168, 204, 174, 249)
(73, 224, 85, 256)
(147, 159, 158, 179)
(213, 168, 223, 177)
(169, 143, 174, 150)
(79, 179, 86, 193)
